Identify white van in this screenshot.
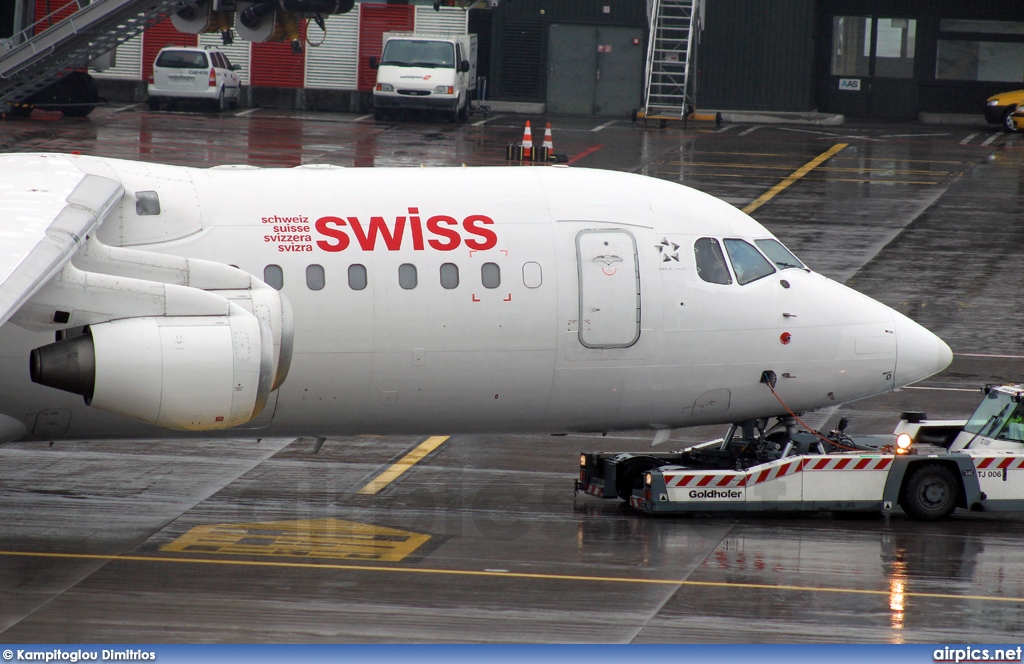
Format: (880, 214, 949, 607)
(371, 33, 477, 122)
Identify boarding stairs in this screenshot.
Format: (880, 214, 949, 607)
(0, 0, 184, 109)
(642, 0, 702, 120)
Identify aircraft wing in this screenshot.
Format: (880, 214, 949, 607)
(0, 154, 124, 328)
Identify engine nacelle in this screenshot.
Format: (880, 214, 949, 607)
(30, 315, 272, 431)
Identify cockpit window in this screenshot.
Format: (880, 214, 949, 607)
(694, 238, 732, 285)
(755, 238, 805, 270)
(724, 239, 776, 285)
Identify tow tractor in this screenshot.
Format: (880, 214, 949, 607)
(576, 383, 1024, 521)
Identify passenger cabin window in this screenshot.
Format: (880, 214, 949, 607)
(440, 263, 459, 289)
(724, 239, 776, 285)
(755, 239, 805, 271)
(481, 262, 500, 289)
(522, 262, 542, 288)
(306, 264, 325, 290)
(348, 264, 367, 290)
(399, 263, 418, 289)
(264, 264, 283, 290)
(694, 238, 732, 285)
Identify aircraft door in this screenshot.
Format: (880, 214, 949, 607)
(576, 229, 640, 348)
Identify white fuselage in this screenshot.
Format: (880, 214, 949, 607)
(0, 155, 952, 441)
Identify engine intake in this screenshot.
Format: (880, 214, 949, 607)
(30, 314, 272, 431)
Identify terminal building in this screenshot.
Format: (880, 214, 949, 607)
(4, 0, 1024, 121)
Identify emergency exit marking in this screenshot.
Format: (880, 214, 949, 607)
(598, 44, 612, 53)
(839, 78, 861, 91)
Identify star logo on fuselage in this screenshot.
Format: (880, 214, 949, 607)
(656, 237, 680, 263)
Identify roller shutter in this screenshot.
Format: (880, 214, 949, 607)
(251, 21, 307, 88)
(414, 6, 468, 35)
(357, 4, 414, 91)
(91, 33, 142, 80)
(34, 0, 78, 34)
(305, 11, 359, 89)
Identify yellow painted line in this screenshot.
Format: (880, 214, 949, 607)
(742, 143, 848, 215)
(647, 171, 939, 186)
(0, 549, 1020, 604)
(682, 150, 970, 164)
(160, 518, 431, 562)
(664, 160, 953, 176)
(358, 435, 450, 495)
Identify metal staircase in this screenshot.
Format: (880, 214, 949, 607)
(642, 0, 702, 119)
(0, 0, 184, 110)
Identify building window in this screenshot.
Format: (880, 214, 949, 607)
(306, 264, 325, 291)
(937, 41, 1024, 82)
(831, 16, 871, 76)
(264, 264, 283, 290)
(348, 264, 367, 290)
(481, 262, 500, 289)
(440, 263, 459, 289)
(874, 19, 916, 79)
(399, 263, 418, 290)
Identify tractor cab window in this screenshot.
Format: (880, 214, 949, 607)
(964, 390, 1024, 442)
(724, 238, 776, 285)
(694, 237, 732, 285)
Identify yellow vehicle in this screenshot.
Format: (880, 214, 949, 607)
(986, 90, 1024, 131)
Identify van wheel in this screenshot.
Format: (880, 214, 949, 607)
(458, 100, 469, 122)
(373, 109, 385, 121)
(902, 464, 959, 521)
(148, 98, 161, 111)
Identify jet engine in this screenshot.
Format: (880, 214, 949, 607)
(30, 314, 272, 431)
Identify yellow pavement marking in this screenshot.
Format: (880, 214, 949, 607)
(647, 171, 939, 186)
(682, 150, 969, 164)
(742, 143, 849, 215)
(159, 518, 430, 562)
(665, 161, 955, 176)
(0, 549, 1020, 604)
(358, 435, 450, 495)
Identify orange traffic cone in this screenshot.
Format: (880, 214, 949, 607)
(542, 122, 554, 151)
(521, 121, 533, 161)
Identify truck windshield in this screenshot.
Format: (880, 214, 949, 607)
(381, 40, 455, 68)
(963, 390, 1024, 442)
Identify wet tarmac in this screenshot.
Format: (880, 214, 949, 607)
(2, 104, 1024, 642)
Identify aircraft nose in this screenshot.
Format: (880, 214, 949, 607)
(892, 310, 953, 387)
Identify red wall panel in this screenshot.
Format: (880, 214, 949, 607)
(34, 0, 81, 34)
(357, 4, 414, 91)
(142, 18, 199, 82)
(250, 21, 307, 88)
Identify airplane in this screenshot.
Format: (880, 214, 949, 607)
(0, 152, 952, 447)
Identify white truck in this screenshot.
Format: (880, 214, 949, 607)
(370, 32, 477, 122)
(577, 384, 1024, 521)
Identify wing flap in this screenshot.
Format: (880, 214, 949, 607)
(0, 155, 124, 327)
